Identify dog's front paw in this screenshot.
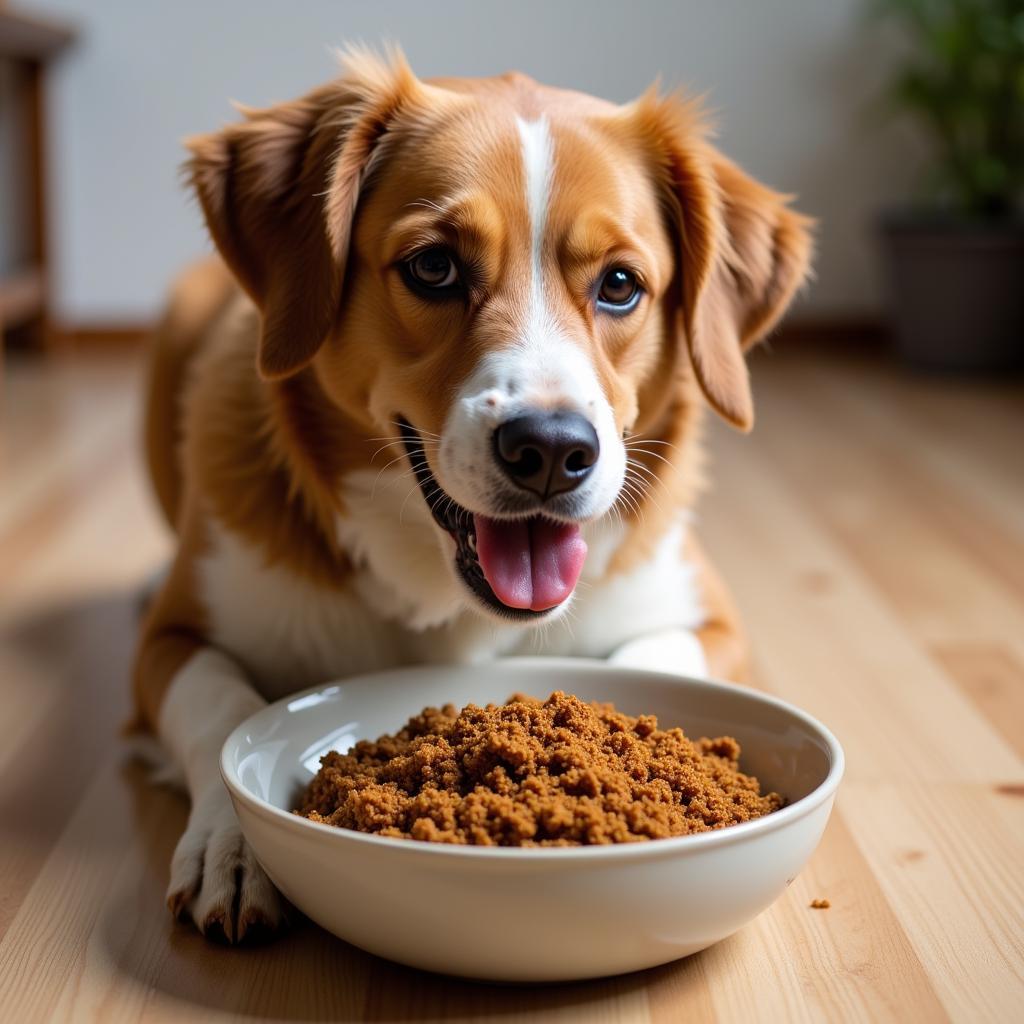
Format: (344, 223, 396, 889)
(167, 787, 287, 944)
(608, 628, 709, 678)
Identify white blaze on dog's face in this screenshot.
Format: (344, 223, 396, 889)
(444, 116, 625, 512)
(434, 115, 633, 613)
(192, 55, 812, 626)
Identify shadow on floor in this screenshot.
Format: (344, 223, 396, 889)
(1, 587, 142, 851)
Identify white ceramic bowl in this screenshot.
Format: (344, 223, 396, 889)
(221, 658, 843, 982)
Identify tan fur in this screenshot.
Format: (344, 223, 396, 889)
(181, 307, 362, 585)
(134, 51, 813, 729)
(686, 533, 750, 682)
(142, 256, 236, 527)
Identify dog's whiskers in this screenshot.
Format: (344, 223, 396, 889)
(370, 459, 420, 501)
(387, 418, 443, 441)
(369, 440, 405, 462)
(623, 446, 674, 469)
(624, 468, 664, 510)
(374, 444, 419, 466)
(626, 473, 667, 516)
(626, 458, 660, 482)
(607, 502, 625, 533)
(399, 481, 429, 526)
(431, 492, 459, 524)
(622, 434, 677, 450)
(623, 466, 656, 498)
(621, 478, 648, 504)
(367, 434, 439, 446)
(614, 485, 642, 520)
(615, 460, 665, 520)
(368, 435, 439, 453)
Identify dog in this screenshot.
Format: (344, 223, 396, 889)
(133, 48, 812, 943)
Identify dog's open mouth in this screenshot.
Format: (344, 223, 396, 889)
(399, 420, 588, 619)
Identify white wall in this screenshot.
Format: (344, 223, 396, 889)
(24, 0, 921, 324)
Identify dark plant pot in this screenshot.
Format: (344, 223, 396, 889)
(879, 212, 1024, 372)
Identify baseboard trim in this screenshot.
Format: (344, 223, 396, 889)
(773, 316, 889, 349)
(49, 324, 152, 348)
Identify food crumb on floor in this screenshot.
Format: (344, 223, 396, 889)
(810, 898, 831, 909)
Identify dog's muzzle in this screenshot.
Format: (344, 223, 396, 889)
(400, 419, 589, 619)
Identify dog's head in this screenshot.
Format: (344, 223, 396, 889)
(187, 49, 812, 623)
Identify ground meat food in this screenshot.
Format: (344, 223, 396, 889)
(297, 691, 784, 846)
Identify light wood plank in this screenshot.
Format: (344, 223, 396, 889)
(748, 356, 1024, 642)
(701, 424, 1020, 784)
(820, 356, 1024, 546)
(931, 645, 1024, 759)
(651, 808, 949, 1023)
(841, 782, 1024, 1021)
(0, 356, 142, 544)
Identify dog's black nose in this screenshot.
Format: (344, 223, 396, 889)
(493, 411, 600, 499)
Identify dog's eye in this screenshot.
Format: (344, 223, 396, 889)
(404, 247, 460, 290)
(597, 268, 641, 312)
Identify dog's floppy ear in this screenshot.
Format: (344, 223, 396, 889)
(185, 50, 420, 380)
(635, 93, 814, 431)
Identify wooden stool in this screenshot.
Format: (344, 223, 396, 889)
(0, 5, 76, 376)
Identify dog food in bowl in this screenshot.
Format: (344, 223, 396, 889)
(297, 690, 783, 845)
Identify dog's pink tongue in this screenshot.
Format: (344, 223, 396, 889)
(474, 516, 587, 612)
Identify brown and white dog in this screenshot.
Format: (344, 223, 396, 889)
(133, 48, 812, 943)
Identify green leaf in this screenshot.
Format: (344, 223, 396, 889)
(869, 0, 1024, 213)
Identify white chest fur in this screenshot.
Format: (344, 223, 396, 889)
(197, 474, 707, 700)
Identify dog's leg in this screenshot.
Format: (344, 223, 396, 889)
(692, 620, 750, 682)
(156, 646, 286, 943)
(607, 538, 749, 681)
(685, 536, 750, 681)
(133, 502, 287, 944)
(608, 628, 709, 678)
(607, 622, 748, 681)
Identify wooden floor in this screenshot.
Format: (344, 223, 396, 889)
(0, 344, 1021, 1023)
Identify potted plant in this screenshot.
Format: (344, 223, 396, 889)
(874, 0, 1024, 371)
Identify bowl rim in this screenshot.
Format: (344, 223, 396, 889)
(221, 657, 845, 861)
